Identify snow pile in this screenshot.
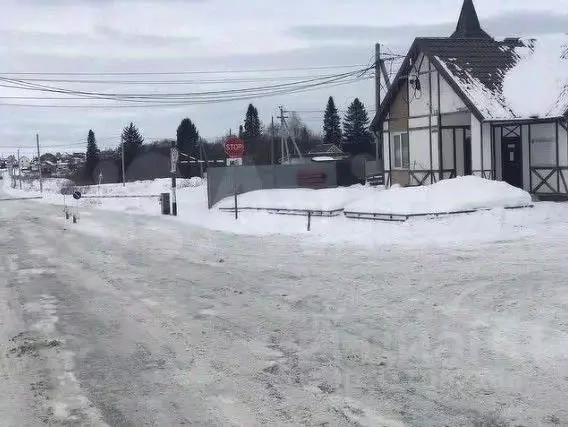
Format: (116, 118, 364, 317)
(215, 185, 379, 212)
(503, 35, 568, 118)
(345, 176, 532, 215)
(12, 178, 74, 194)
(78, 177, 204, 196)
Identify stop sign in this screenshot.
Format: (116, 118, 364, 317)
(224, 136, 245, 158)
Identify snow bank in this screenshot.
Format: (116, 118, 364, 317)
(77, 177, 204, 196)
(216, 185, 379, 212)
(503, 35, 568, 118)
(345, 176, 532, 215)
(10, 178, 74, 194)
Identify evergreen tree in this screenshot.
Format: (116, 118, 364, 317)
(176, 118, 199, 158)
(323, 96, 342, 145)
(242, 104, 266, 164)
(242, 104, 261, 140)
(342, 98, 373, 155)
(84, 129, 99, 181)
(121, 122, 144, 171)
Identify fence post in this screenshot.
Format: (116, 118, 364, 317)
(307, 211, 311, 231)
(234, 188, 238, 220)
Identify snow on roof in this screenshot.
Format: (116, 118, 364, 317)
(503, 35, 568, 119)
(311, 156, 337, 162)
(433, 35, 568, 121)
(435, 55, 513, 119)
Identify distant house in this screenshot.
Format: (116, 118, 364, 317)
(71, 152, 86, 167)
(19, 156, 31, 170)
(371, 0, 568, 199)
(42, 160, 56, 176)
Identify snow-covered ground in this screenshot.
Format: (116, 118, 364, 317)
(2, 174, 568, 425)
(3, 173, 568, 248)
(216, 185, 377, 212)
(1, 192, 568, 425)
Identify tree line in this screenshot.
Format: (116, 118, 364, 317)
(78, 96, 374, 183)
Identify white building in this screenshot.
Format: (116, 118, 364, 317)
(372, 0, 568, 200)
(18, 156, 31, 170)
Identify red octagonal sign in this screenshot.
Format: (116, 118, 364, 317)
(224, 136, 245, 158)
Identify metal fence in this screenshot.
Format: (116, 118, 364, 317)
(206, 163, 339, 208)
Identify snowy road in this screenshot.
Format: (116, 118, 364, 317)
(1, 197, 568, 426)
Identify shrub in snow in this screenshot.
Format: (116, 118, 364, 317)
(177, 177, 204, 188)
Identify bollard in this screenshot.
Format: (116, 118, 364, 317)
(160, 193, 171, 215)
(72, 215, 77, 224)
(307, 211, 311, 231)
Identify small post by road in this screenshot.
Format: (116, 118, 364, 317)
(234, 187, 238, 220)
(170, 140, 178, 216)
(307, 211, 312, 232)
(17, 149, 22, 189)
(36, 133, 43, 194)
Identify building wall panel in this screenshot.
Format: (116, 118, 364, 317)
(409, 129, 431, 170)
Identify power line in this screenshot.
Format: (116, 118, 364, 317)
(0, 64, 371, 77)
(0, 73, 360, 85)
(0, 76, 373, 108)
(0, 67, 373, 101)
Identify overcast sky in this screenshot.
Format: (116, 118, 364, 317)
(1, 0, 567, 155)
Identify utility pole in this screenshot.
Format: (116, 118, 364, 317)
(278, 106, 303, 163)
(36, 133, 43, 194)
(198, 139, 204, 178)
(170, 140, 178, 216)
(278, 106, 288, 164)
(121, 135, 126, 187)
(270, 116, 275, 166)
(375, 43, 382, 172)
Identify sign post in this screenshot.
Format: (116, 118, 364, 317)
(224, 137, 245, 219)
(72, 190, 81, 223)
(60, 186, 74, 219)
(170, 142, 179, 216)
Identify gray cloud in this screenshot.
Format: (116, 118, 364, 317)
(1, 1, 565, 152)
(17, 0, 203, 3)
(288, 11, 568, 43)
(94, 25, 200, 47)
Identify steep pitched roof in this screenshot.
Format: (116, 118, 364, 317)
(423, 37, 519, 119)
(451, 0, 491, 39)
(371, 36, 568, 130)
(371, 37, 512, 129)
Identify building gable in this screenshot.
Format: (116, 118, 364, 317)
(372, 42, 479, 132)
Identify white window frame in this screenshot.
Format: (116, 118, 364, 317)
(392, 132, 409, 169)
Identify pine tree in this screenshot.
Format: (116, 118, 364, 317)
(84, 129, 99, 181)
(323, 96, 342, 145)
(242, 104, 265, 164)
(176, 118, 199, 157)
(242, 104, 261, 141)
(342, 98, 373, 155)
(121, 122, 144, 171)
